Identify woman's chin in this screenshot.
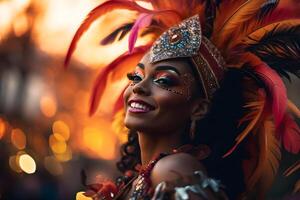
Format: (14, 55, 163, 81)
(124, 117, 151, 132)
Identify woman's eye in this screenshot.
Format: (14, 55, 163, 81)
(127, 73, 143, 83)
(154, 77, 174, 86)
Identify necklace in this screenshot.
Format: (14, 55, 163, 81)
(128, 153, 168, 200)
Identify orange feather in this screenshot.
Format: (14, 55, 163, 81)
(223, 95, 265, 157)
(247, 119, 281, 192)
(214, 0, 278, 56)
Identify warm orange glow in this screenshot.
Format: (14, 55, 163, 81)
(0, 0, 31, 41)
(112, 110, 128, 144)
(11, 128, 26, 150)
(19, 153, 36, 174)
(13, 13, 29, 37)
(0, 118, 6, 140)
(83, 126, 115, 160)
(52, 120, 70, 141)
(49, 134, 67, 154)
(44, 156, 63, 175)
(40, 95, 57, 118)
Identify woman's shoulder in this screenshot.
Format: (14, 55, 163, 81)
(150, 152, 206, 187)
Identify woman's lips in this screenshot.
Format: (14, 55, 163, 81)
(128, 99, 155, 113)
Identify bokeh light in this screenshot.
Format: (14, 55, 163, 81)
(49, 134, 67, 154)
(0, 118, 6, 139)
(76, 192, 92, 200)
(11, 128, 26, 150)
(40, 95, 57, 117)
(18, 153, 37, 174)
(9, 155, 22, 173)
(54, 146, 72, 162)
(52, 120, 70, 141)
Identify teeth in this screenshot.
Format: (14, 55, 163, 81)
(130, 102, 150, 111)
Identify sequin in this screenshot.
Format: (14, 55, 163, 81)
(149, 15, 201, 63)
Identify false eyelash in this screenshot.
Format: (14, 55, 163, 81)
(126, 72, 135, 80)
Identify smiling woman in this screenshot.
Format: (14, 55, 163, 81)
(66, 0, 300, 199)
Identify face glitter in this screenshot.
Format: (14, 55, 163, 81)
(127, 71, 195, 100)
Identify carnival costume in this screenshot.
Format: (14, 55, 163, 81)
(65, 0, 300, 199)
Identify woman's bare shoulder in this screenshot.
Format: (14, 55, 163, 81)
(150, 153, 206, 187)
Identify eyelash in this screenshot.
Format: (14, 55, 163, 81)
(127, 72, 143, 83)
(127, 72, 177, 87)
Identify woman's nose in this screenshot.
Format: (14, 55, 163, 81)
(132, 80, 151, 96)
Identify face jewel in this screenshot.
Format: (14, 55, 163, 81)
(150, 15, 202, 63)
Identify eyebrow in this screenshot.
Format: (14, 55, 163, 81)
(136, 63, 181, 75)
(155, 65, 181, 75)
(137, 63, 145, 69)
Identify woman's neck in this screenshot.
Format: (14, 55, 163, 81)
(138, 130, 183, 166)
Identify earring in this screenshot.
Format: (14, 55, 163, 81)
(189, 119, 197, 140)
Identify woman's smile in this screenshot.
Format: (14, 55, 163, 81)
(128, 98, 156, 113)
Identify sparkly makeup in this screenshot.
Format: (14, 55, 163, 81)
(127, 67, 195, 100)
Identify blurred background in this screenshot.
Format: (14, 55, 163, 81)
(0, 0, 299, 200)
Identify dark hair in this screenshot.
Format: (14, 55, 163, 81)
(116, 66, 249, 198)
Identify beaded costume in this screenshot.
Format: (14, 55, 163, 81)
(66, 0, 300, 199)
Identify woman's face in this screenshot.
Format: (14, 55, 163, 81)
(123, 52, 201, 134)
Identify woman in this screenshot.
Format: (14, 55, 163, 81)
(66, 1, 300, 199)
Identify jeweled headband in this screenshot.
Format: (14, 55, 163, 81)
(149, 15, 225, 99)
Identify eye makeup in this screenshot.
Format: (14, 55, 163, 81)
(127, 67, 145, 86)
(153, 71, 180, 86)
(126, 66, 195, 100)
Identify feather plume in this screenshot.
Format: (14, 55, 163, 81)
(64, 0, 151, 67)
(89, 45, 150, 116)
(215, 0, 279, 54)
(100, 23, 134, 45)
(283, 160, 300, 177)
(244, 20, 300, 80)
(287, 99, 300, 118)
(253, 63, 287, 128)
(129, 13, 153, 53)
(257, 0, 279, 20)
(148, 0, 204, 18)
(223, 97, 265, 158)
(279, 114, 300, 154)
(247, 119, 281, 194)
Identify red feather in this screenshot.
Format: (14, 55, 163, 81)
(253, 63, 287, 128)
(129, 13, 153, 53)
(280, 114, 300, 154)
(89, 45, 150, 116)
(64, 0, 151, 68)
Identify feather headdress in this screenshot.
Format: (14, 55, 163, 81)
(65, 0, 300, 196)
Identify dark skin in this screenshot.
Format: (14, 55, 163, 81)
(122, 53, 228, 199)
(123, 52, 209, 167)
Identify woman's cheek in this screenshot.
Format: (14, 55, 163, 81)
(123, 86, 132, 107)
